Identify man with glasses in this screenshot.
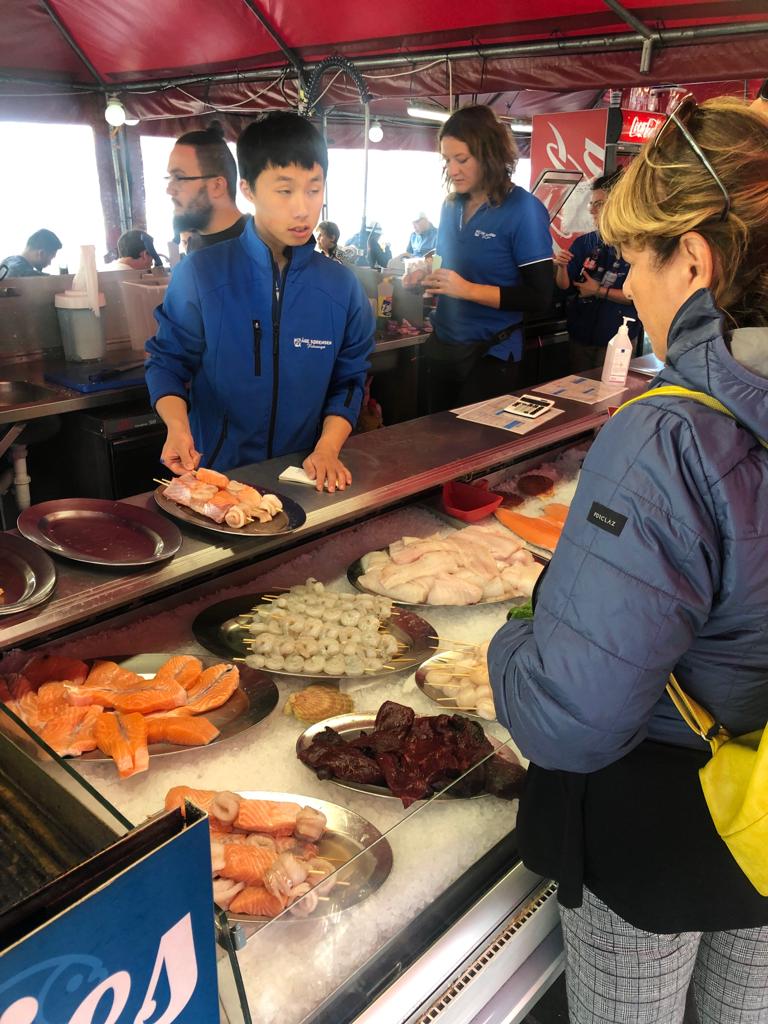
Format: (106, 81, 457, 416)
(166, 122, 248, 247)
(554, 173, 640, 372)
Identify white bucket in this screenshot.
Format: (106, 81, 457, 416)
(54, 292, 107, 361)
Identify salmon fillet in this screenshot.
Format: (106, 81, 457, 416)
(146, 715, 219, 746)
(229, 885, 286, 917)
(40, 706, 104, 757)
(6, 692, 43, 731)
(218, 844, 278, 884)
(177, 664, 239, 716)
(164, 786, 218, 814)
(153, 655, 203, 692)
(0, 679, 11, 703)
(70, 662, 187, 715)
(7, 674, 34, 700)
(94, 711, 149, 778)
(195, 467, 230, 489)
(23, 655, 89, 689)
(36, 682, 71, 722)
(234, 799, 302, 835)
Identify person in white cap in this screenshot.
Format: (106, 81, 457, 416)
(404, 212, 437, 257)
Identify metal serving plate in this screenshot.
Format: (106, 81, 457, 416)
(226, 789, 393, 925)
(17, 499, 182, 568)
(415, 650, 495, 722)
(296, 712, 496, 801)
(192, 592, 437, 679)
(0, 533, 56, 616)
(154, 486, 306, 537)
(347, 554, 531, 609)
(75, 654, 279, 762)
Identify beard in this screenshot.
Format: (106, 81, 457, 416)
(173, 187, 214, 233)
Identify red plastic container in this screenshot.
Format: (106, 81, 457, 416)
(442, 479, 503, 523)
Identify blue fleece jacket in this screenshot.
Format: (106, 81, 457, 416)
(145, 219, 374, 472)
(489, 289, 768, 772)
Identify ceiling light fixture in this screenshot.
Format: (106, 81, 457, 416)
(104, 94, 126, 127)
(368, 120, 384, 143)
(407, 105, 451, 123)
(508, 122, 534, 134)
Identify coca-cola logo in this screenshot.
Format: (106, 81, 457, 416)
(621, 112, 665, 144)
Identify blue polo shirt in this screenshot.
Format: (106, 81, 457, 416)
(564, 231, 640, 348)
(433, 187, 552, 360)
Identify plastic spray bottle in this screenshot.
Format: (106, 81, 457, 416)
(601, 316, 635, 385)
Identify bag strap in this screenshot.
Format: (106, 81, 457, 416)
(617, 385, 768, 450)
(615, 384, 760, 752)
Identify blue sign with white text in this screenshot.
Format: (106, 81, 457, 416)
(0, 816, 219, 1023)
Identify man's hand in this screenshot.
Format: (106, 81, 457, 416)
(574, 273, 601, 299)
(303, 444, 352, 494)
(552, 249, 571, 267)
(161, 425, 201, 475)
(423, 268, 471, 299)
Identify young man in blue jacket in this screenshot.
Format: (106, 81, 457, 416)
(146, 113, 374, 492)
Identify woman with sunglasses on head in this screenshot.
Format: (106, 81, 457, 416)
(489, 94, 768, 1023)
(418, 105, 554, 414)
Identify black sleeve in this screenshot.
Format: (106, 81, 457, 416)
(498, 260, 554, 314)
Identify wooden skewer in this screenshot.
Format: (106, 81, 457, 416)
(153, 477, 173, 487)
(427, 636, 476, 647)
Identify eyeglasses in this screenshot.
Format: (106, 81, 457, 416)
(164, 173, 219, 185)
(588, 200, 605, 211)
(649, 93, 731, 222)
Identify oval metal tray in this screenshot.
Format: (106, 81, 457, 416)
(296, 712, 498, 801)
(72, 654, 279, 761)
(18, 499, 182, 568)
(0, 533, 56, 616)
(225, 789, 393, 925)
(154, 486, 306, 537)
(347, 555, 531, 609)
(415, 650, 496, 722)
(192, 593, 437, 679)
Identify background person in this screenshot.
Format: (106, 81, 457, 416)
(166, 121, 248, 247)
(404, 212, 437, 257)
(420, 105, 553, 413)
(316, 221, 344, 262)
(554, 173, 640, 372)
(146, 112, 374, 493)
(114, 229, 153, 270)
(1, 228, 61, 277)
(489, 95, 768, 1023)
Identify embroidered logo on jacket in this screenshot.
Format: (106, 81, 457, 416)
(474, 229, 497, 239)
(293, 337, 333, 350)
(587, 501, 627, 537)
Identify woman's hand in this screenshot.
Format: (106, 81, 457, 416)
(423, 268, 472, 300)
(574, 273, 601, 299)
(161, 426, 201, 475)
(303, 444, 352, 494)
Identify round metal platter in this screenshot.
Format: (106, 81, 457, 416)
(346, 554, 531, 609)
(191, 592, 437, 679)
(154, 486, 305, 537)
(415, 650, 496, 722)
(76, 654, 278, 762)
(0, 532, 56, 616)
(226, 789, 393, 925)
(296, 712, 494, 801)
(17, 499, 182, 568)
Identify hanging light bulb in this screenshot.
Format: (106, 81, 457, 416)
(368, 121, 384, 143)
(104, 95, 126, 127)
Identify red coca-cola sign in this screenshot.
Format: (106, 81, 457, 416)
(620, 109, 666, 144)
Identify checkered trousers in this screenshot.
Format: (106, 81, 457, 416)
(559, 887, 768, 1023)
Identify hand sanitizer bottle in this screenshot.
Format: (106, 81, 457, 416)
(601, 316, 635, 385)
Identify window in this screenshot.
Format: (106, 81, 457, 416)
(0, 122, 106, 273)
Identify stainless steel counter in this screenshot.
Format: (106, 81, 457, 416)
(0, 371, 650, 651)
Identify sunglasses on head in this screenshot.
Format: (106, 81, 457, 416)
(650, 93, 730, 223)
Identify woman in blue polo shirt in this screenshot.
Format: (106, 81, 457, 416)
(419, 105, 554, 414)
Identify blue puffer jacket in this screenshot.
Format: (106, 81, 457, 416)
(489, 289, 768, 772)
(145, 219, 374, 472)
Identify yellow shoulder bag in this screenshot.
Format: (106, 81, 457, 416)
(617, 384, 768, 896)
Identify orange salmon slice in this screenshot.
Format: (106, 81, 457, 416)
(234, 799, 302, 835)
(36, 682, 71, 722)
(23, 655, 89, 689)
(146, 715, 219, 746)
(154, 655, 203, 691)
(494, 508, 563, 551)
(94, 711, 149, 778)
(40, 706, 104, 757)
(177, 664, 239, 716)
(229, 885, 286, 917)
(218, 844, 278, 884)
(164, 786, 218, 814)
(540, 502, 570, 526)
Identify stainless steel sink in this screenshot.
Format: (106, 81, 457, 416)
(0, 380, 58, 409)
